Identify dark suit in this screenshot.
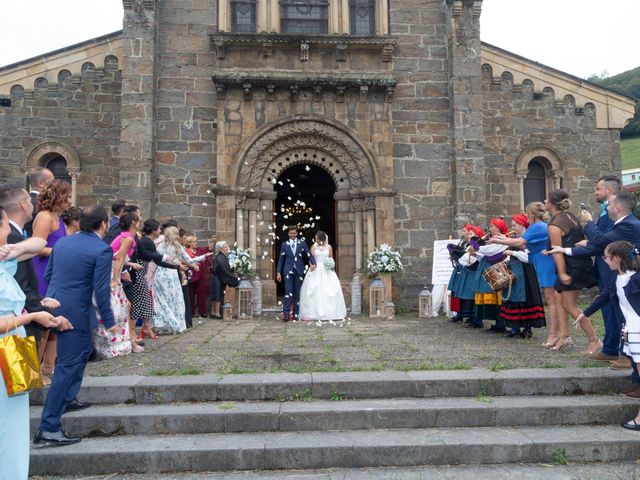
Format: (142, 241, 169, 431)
(584, 271, 640, 318)
(276, 239, 315, 320)
(7, 223, 48, 343)
(211, 252, 239, 303)
(39, 231, 115, 433)
(23, 191, 38, 237)
(571, 210, 622, 356)
(577, 214, 640, 355)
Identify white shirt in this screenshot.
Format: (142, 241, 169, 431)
(8, 219, 23, 234)
(289, 240, 297, 255)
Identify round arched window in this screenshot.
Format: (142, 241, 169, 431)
(523, 158, 547, 204)
(45, 155, 72, 184)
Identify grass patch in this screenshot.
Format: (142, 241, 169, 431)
(218, 402, 235, 411)
(149, 366, 203, 376)
(578, 361, 610, 368)
(552, 447, 568, 466)
(275, 389, 314, 402)
(416, 363, 473, 371)
(475, 393, 494, 403)
(540, 363, 565, 369)
(488, 363, 513, 372)
(622, 136, 640, 170)
(330, 388, 345, 401)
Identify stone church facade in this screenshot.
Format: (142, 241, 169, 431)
(0, 0, 634, 306)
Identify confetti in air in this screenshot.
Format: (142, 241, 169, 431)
(305, 165, 311, 171)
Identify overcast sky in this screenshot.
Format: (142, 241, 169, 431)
(1, 0, 638, 79)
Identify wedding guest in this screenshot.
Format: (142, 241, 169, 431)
(546, 189, 597, 352)
(61, 207, 82, 235)
(23, 166, 54, 237)
(180, 232, 196, 328)
(109, 199, 127, 229)
(33, 206, 118, 448)
(133, 219, 180, 340)
(453, 225, 484, 327)
(447, 225, 480, 324)
(211, 241, 240, 318)
(188, 234, 216, 317)
(31, 179, 72, 383)
(574, 241, 640, 425)
(153, 226, 209, 333)
(0, 205, 71, 478)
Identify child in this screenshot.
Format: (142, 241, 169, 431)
(575, 240, 640, 430)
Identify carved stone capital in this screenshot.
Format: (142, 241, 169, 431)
(243, 83, 252, 101)
(352, 197, 366, 211)
(336, 43, 347, 62)
(300, 42, 310, 62)
(123, 0, 156, 11)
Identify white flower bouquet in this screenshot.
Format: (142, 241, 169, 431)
(323, 258, 335, 271)
(366, 243, 403, 273)
(229, 245, 253, 277)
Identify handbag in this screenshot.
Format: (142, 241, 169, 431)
(482, 261, 516, 292)
(0, 318, 44, 396)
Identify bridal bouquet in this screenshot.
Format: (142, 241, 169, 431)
(367, 243, 403, 273)
(229, 245, 253, 277)
(323, 258, 335, 271)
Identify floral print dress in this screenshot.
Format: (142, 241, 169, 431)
(94, 263, 132, 358)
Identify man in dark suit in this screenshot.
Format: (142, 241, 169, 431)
(0, 185, 60, 344)
(33, 206, 118, 447)
(24, 166, 54, 237)
(276, 226, 316, 321)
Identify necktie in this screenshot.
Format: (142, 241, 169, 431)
(21, 229, 28, 240)
(290, 240, 296, 255)
(599, 201, 608, 218)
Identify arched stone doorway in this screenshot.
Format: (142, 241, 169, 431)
(273, 162, 336, 296)
(217, 117, 394, 306)
(26, 139, 81, 205)
(515, 146, 564, 209)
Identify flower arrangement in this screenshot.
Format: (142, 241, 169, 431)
(228, 244, 253, 278)
(323, 257, 335, 271)
(366, 243, 403, 273)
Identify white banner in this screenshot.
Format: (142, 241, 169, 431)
(431, 239, 460, 285)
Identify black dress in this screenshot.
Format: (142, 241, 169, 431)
(550, 212, 596, 292)
(211, 252, 239, 302)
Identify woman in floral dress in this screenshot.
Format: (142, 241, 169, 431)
(153, 226, 210, 333)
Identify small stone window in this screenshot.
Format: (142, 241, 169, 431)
(523, 159, 547, 205)
(280, 0, 329, 34)
(349, 0, 375, 35)
(231, 0, 257, 33)
(46, 156, 72, 184)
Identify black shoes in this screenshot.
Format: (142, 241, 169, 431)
(621, 419, 640, 431)
(65, 399, 92, 412)
(33, 429, 81, 448)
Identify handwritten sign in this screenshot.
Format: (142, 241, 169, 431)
(431, 239, 460, 285)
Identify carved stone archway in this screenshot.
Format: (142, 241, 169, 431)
(515, 146, 564, 209)
(26, 138, 81, 205)
(218, 117, 390, 307)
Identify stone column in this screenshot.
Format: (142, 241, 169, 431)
(235, 195, 245, 249)
(120, 0, 157, 216)
(366, 196, 376, 254)
(68, 169, 79, 207)
(517, 173, 526, 210)
(247, 197, 259, 261)
(352, 197, 365, 271)
(448, 0, 486, 229)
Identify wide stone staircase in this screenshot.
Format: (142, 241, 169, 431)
(29, 368, 640, 477)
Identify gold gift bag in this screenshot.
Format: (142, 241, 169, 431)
(0, 320, 44, 396)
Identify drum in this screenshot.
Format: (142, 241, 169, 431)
(482, 261, 516, 291)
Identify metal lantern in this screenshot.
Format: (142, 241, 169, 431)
(418, 289, 432, 318)
(222, 302, 233, 321)
(385, 301, 395, 321)
(237, 278, 253, 319)
(252, 276, 262, 317)
(369, 277, 386, 318)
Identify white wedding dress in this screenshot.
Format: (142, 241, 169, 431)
(299, 245, 347, 321)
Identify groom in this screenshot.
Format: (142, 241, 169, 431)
(276, 226, 316, 322)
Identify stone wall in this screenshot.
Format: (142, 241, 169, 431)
(154, 0, 219, 237)
(390, 0, 456, 305)
(482, 66, 622, 216)
(0, 58, 122, 207)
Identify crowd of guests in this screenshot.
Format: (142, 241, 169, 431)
(0, 167, 246, 476)
(447, 175, 640, 428)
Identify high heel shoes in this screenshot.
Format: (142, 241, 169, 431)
(551, 336, 574, 351)
(139, 328, 158, 340)
(541, 336, 559, 348)
(579, 337, 603, 357)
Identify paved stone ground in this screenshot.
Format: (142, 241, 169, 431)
(85, 310, 611, 377)
(31, 462, 640, 480)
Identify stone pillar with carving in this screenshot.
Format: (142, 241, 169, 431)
(235, 195, 245, 249)
(365, 196, 376, 255)
(68, 168, 80, 206)
(352, 197, 365, 271)
(120, 0, 157, 215)
(247, 197, 259, 262)
(516, 173, 526, 211)
(448, 0, 486, 229)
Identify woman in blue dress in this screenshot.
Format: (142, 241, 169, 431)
(0, 206, 70, 479)
(488, 202, 561, 348)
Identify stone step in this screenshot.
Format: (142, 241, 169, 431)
(28, 368, 630, 405)
(29, 394, 638, 437)
(29, 425, 640, 476)
(32, 462, 640, 480)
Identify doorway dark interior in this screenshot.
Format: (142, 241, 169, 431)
(273, 163, 336, 296)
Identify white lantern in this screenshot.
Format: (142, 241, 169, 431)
(418, 289, 432, 318)
(237, 278, 253, 320)
(369, 277, 385, 318)
(222, 302, 233, 321)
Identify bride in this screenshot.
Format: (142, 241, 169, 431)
(299, 231, 347, 321)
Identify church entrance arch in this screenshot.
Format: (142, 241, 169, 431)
(273, 162, 336, 296)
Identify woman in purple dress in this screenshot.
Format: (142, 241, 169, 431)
(31, 180, 72, 383)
